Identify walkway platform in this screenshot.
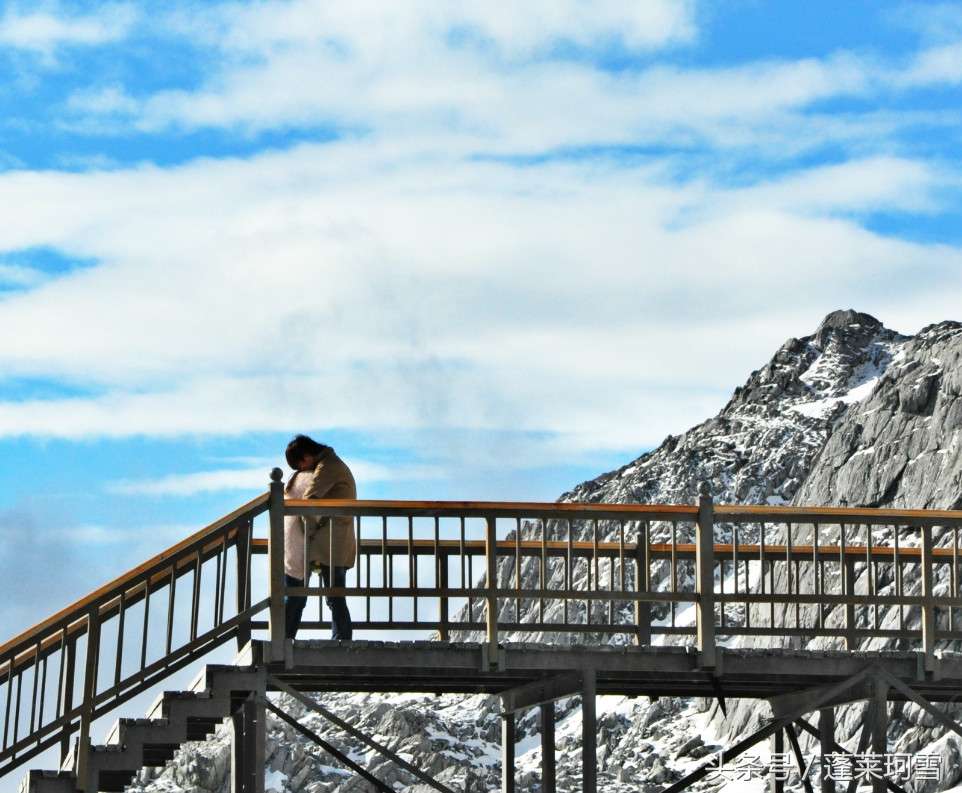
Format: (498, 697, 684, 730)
(248, 639, 962, 702)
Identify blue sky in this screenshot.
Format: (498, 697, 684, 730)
(2, 0, 962, 647)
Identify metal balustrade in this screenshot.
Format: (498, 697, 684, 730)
(266, 473, 962, 674)
(0, 494, 270, 780)
(4, 469, 962, 785)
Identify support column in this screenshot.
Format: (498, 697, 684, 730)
(232, 695, 265, 793)
(501, 711, 515, 793)
(770, 729, 784, 793)
(582, 669, 597, 793)
(871, 678, 889, 793)
(541, 702, 556, 793)
(819, 708, 835, 793)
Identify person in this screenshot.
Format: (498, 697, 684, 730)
(283, 434, 358, 640)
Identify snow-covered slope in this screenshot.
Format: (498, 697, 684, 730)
(129, 310, 962, 793)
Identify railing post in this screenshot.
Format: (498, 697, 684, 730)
(635, 522, 651, 646)
(844, 556, 857, 650)
(695, 481, 716, 668)
(485, 516, 499, 657)
(75, 608, 100, 791)
(268, 468, 286, 663)
(921, 524, 936, 673)
(438, 550, 450, 642)
(235, 518, 253, 652)
(59, 635, 77, 764)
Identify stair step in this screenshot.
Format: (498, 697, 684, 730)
(86, 744, 143, 791)
(107, 717, 186, 749)
(20, 770, 77, 793)
(23, 659, 254, 793)
(146, 690, 232, 722)
(189, 664, 261, 696)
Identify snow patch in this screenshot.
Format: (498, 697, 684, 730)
(264, 768, 288, 792)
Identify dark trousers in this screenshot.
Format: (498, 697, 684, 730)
(284, 568, 353, 640)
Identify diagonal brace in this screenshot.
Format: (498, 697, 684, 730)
(258, 696, 394, 793)
(784, 724, 814, 793)
(846, 701, 876, 793)
(499, 672, 583, 714)
(663, 665, 878, 793)
(873, 666, 962, 742)
(795, 717, 908, 793)
(267, 675, 457, 793)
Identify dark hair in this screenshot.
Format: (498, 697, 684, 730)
(285, 434, 329, 469)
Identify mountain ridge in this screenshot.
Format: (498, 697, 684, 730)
(129, 309, 962, 793)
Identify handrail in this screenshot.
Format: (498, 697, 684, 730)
(8, 482, 962, 786)
(0, 493, 269, 662)
(0, 492, 269, 781)
(253, 538, 947, 560)
(271, 492, 962, 669)
(715, 503, 962, 524)
(284, 498, 962, 524)
(283, 498, 698, 519)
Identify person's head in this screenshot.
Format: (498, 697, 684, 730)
(285, 434, 329, 472)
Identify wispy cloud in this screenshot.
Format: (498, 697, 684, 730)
(0, 4, 135, 60)
(106, 459, 447, 496)
(53, 0, 962, 162)
(0, 261, 44, 288)
(0, 144, 958, 454)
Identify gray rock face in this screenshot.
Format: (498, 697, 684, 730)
(128, 311, 962, 793)
(717, 319, 962, 792)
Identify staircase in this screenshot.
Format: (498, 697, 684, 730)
(22, 657, 261, 793)
(0, 491, 270, 793)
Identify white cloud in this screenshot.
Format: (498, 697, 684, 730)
(0, 261, 45, 287)
(2, 3, 962, 467)
(898, 41, 962, 86)
(0, 142, 958, 456)
(186, 0, 696, 58)
(53, 0, 962, 164)
(706, 157, 948, 217)
(106, 459, 447, 496)
(0, 4, 134, 58)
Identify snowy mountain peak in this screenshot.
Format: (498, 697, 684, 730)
(814, 308, 883, 336)
(563, 311, 908, 508)
(129, 311, 962, 793)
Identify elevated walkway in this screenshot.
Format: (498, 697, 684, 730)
(6, 471, 962, 793)
(25, 639, 962, 793)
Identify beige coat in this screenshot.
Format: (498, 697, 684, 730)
(284, 447, 357, 576)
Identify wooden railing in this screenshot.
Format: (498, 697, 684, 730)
(266, 473, 962, 674)
(6, 470, 962, 784)
(0, 494, 270, 782)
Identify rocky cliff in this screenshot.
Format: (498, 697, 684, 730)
(128, 310, 962, 793)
